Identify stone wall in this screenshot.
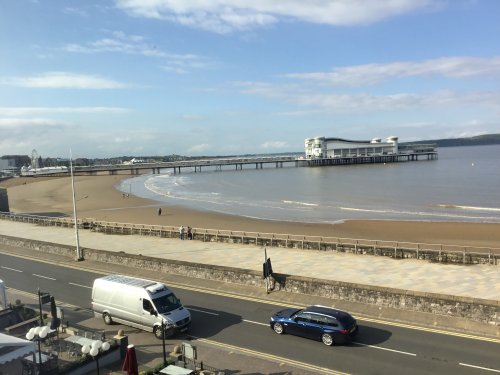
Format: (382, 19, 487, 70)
(1, 235, 498, 333)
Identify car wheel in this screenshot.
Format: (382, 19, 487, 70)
(273, 322, 284, 334)
(322, 333, 334, 346)
(103, 313, 113, 325)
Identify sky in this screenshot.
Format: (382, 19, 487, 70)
(1, 0, 499, 159)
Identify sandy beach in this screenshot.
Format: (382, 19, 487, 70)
(2, 175, 500, 249)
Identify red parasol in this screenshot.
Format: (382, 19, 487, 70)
(122, 344, 139, 375)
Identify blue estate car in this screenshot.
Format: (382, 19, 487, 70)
(270, 305, 358, 346)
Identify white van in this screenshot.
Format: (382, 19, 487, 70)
(91, 275, 191, 339)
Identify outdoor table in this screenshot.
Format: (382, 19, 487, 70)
(159, 364, 195, 374)
(64, 335, 95, 347)
(24, 352, 50, 364)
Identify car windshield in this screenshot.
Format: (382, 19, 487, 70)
(290, 309, 304, 318)
(153, 293, 182, 313)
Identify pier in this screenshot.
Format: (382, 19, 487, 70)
(67, 152, 437, 176)
(302, 151, 438, 167)
(20, 151, 438, 177)
(72, 156, 300, 176)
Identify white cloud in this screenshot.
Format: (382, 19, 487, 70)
(63, 7, 87, 16)
(234, 80, 500, 113)
(261, 141, 289, 149)
(187, 143, 211, 153)
(115, 0, 438, 33)
(0, 118, 70, 128)
(63, 31, 210, 74)
(0, 107, 128, 116)
(291, 90, 500, 112)
(285, 57, 500, 86)
(4, 72, 128, 89)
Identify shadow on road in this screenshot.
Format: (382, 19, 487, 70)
(350, 324, 392, 346)
(185, 305, 242, 339)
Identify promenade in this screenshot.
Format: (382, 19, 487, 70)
(1, 220, 499, 301)
(1, 219, 499, 374)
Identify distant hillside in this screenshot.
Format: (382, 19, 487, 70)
(402, 133, 500, 147)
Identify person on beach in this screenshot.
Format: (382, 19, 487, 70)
(157, 207, 162, 216)
(187, 226, 192, 240)
(179, 225, 185, 240)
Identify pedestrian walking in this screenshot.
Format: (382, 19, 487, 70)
(187, 226, 192, 240)
(157, 207, 162, 216)
(179, 225, 185, 240)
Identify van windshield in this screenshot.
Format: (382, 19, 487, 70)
(153, 293, 182, 313)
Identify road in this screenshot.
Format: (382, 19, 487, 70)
(1, 252, 499, 375)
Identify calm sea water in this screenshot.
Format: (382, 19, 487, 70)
(118, 145, 500, 223)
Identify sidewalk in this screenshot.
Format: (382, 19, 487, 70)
(1, 220, 499, 301)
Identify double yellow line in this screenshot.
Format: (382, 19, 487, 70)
(195, 336, 349, 375)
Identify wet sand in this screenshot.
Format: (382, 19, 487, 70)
(2, 175, 500, 249)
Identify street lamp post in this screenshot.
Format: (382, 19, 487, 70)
(161, 320, 167, 367)
(82, 340, 110, 375)
(70, 150, 83, 261)
(26, 325, 50, 374)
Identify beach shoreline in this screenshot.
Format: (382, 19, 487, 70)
(2, 175, 500, 249)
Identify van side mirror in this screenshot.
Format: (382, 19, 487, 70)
(150, 309, 157, 316)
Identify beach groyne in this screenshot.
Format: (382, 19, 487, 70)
(1, 212, 498, 265)
(0, 234, 498, 338)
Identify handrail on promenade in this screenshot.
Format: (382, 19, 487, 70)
(0, 212, 498, 265)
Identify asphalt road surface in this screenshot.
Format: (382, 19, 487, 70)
(1, 252, 499, 375)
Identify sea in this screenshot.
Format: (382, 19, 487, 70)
(117, 145, 500, 224)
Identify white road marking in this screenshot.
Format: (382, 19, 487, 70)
(352, 341, 417, 356)
(1, 266, 23, 272)
(459, 363, 500, 373)
(32, 274, 56, 280)
(243, 319, 268, 326)
(68, 282, 92, 289)
(188, 307, 219, 316)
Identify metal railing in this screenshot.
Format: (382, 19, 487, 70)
(1, 212, 498, 265)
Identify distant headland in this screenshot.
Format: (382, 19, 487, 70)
(401, 133, 500, 148)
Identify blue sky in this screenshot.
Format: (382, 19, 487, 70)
(1, 0, 499, 158)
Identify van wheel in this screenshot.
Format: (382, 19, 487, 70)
(154, 325, 174, 340)
(103, 313, 113, 325)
